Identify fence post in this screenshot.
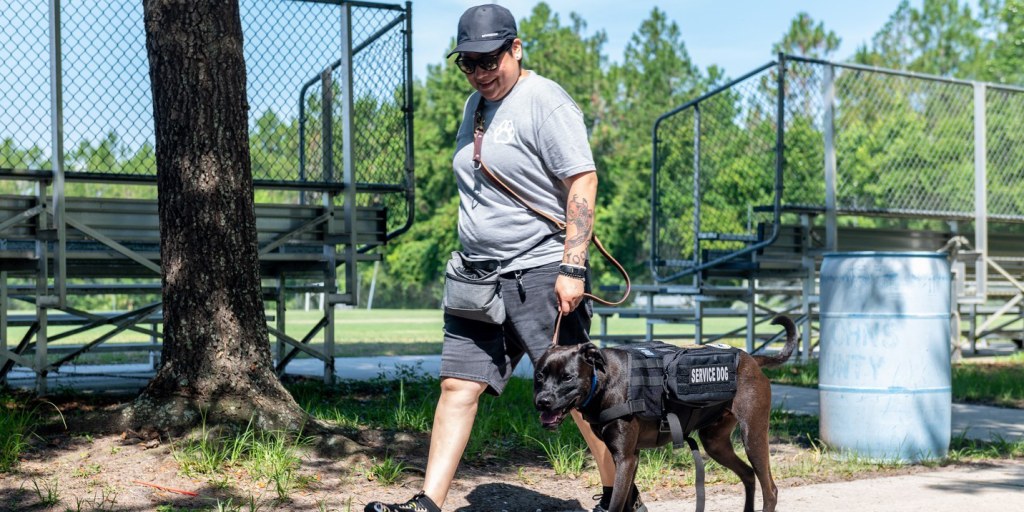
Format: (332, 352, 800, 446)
(973, 82, 988, 302)
(823, 64, 837, 252)
(320, 67, 337, 385)
(0, 272, 7, 386)
(340, 0, 357, 276)
(48, 0, 66, 308)
(692, 104, 701, 289)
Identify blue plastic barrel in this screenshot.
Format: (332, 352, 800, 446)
(819, 252, 951, 462)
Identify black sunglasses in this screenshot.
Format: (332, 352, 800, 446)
(455, 40, 513, 74)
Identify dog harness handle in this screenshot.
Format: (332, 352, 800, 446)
(686, 435, 706, 512)
(667, 412, 706, 512)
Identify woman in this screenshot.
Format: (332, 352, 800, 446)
(366, 5, 644, 511)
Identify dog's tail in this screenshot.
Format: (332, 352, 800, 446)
(752, 315, 799, 368)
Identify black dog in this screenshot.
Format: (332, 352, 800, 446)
(534, 316, 798, 512)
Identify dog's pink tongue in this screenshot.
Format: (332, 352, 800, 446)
(540, 411, 559, 424)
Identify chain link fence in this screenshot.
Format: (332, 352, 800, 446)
(789, 60, 977, 217)
(985, 86, 1024, 221)
(652, 63, 781, 278)
(652, 55, 1024, 282)
(1, 0, 412, 232)
(1, 0, 52, 172)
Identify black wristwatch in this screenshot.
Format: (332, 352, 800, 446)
(558, 264, 587, 280)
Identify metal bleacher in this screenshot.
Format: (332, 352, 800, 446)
(596, 54, 1024, 359)
(1, 0, 414, 392)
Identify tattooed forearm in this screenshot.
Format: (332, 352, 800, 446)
(564, 252, 588, 265)
(564, 194, 592, 263)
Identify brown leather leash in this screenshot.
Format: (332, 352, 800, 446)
(472, 97, 631, 345)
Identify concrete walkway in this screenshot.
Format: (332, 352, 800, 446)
(644, 461, 1024, 512)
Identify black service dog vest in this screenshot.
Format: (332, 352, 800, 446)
(598, 342, 739, 435)
(596, 342, 740, 512)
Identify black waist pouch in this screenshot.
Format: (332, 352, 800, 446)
(442, 251, 506, 324)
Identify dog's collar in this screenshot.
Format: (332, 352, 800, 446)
(578, 372, 599, 409)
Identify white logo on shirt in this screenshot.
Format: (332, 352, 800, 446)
(491, 120, 516, 144)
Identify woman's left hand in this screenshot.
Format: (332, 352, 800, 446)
(555, 274, 585, 314)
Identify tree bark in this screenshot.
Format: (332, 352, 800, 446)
(125, 0, 305, 432)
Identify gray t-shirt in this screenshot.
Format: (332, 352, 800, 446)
(452, 71, 595, 272)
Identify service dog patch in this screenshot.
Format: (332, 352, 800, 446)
(666, 345, 739, 407)
(689, 364, 730, 384)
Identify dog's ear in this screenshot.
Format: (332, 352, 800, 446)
(579, 343, 605, 370)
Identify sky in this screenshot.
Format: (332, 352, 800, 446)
(412, 0, 907, 81)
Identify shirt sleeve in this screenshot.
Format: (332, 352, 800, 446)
(536, 101, 596, 180)
(453, 93, 479, 151)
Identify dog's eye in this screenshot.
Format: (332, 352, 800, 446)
(562, 374, 574, 383)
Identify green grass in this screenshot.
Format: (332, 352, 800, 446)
(761, 360, 820, 387)
(948, 432, 1024, 460)
(634, 446, 690, 488)
(245, 429, 311, 500)
(30, 477, 61, 506)
(73, 462, 102, 478)
(172, 418, 251, 477)
(4, 308, 752, 362)
(952, 362, 1024, 408)
(1005, 351, 1024, 364)
(291, 366, 437, 435)
(211, 496, 268, 512)
(391, 378, 432, 431)
(528, 435, 588, 476)
(763, 358, 1024, 408)
(367, 455, 410, 486)
(171, 416, 310, 500)
(0, 395, 35, 473)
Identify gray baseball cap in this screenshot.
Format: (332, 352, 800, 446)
(447, 4, 517, 58)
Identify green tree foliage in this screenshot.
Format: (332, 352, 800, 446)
(519, 3, 606, 123)
(594, 8, 705, 282)
(910, 0, 984, 76)
(773, 12, 842, 58)
(8, 1, 1024, 307)
(987, 0, 1024, 84)
(854, 0, 992, 77)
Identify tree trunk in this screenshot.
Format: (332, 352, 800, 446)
(125, 0, 305, 432)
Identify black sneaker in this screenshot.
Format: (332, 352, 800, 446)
(591, 484, 647, 512)
(365, 491, 441, 512)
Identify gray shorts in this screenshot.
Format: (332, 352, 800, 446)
(440, 261, 592, 396)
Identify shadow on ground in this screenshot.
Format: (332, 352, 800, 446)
(457, 482, 585, 512)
